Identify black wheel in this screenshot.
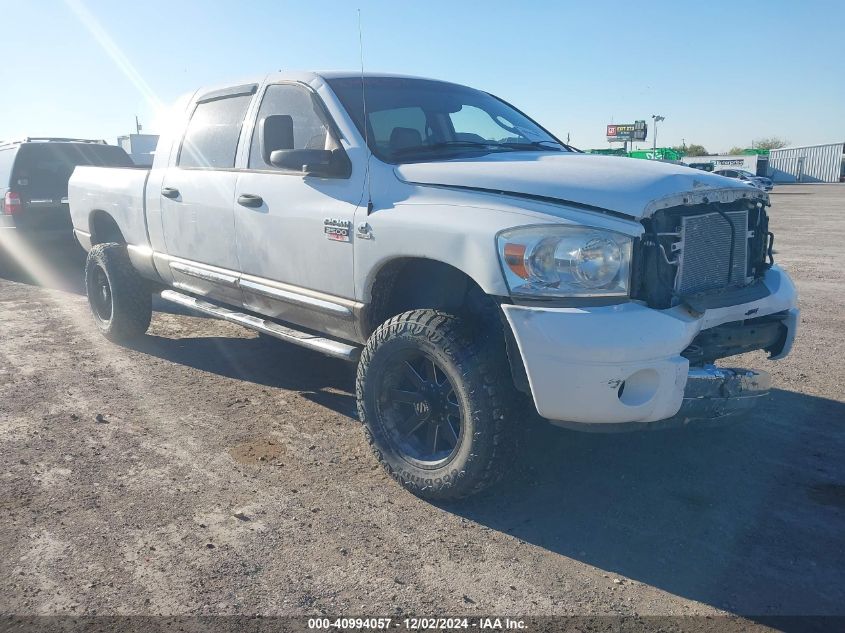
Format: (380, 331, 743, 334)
(357, 309, 517, 500)
(85, 243, 151, 341)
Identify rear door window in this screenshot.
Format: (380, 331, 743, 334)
(178, 94, 253, 169)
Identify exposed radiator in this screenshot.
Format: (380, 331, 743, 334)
(674, 210, 749, 295)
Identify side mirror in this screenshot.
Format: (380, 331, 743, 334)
(260, 114, 295, 164)
(269, 149, 342, 177)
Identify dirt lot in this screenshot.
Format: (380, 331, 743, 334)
(1, 185, 844, 623)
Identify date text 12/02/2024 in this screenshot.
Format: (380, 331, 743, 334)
(307, 618, 527, 630)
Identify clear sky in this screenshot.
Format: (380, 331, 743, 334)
(1, 0, 842, 153)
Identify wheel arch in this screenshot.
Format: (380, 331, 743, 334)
(360, 256, 530, 395)
(88, 210, 126, 245)
(362, 257, 488, 337)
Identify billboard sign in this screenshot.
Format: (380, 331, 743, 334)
(607, 121, 647, 142)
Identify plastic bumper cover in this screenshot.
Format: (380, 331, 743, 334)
(501, 266, 797, 426)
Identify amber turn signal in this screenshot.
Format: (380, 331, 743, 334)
(503, 243, 528, 279)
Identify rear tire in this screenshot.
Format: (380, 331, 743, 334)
(357, 309, 517, 500)
(85, 243, 151, 341)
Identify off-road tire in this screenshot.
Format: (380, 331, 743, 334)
(357, 309, 517, 500)
(85, 243, 151, 341)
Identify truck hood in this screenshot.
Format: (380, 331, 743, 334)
(394, 152, 766, 219)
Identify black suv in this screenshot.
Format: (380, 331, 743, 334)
(1, 138, 133, 250)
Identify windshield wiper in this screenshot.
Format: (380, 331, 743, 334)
(500, 141, 565, 152)
(391, 139, 571, 160)
(391, 141, 500, 157)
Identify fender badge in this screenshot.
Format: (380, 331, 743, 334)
(324, 218, 352, 242)
(745, 308, 759, 316)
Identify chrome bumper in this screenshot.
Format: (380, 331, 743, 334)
(672, 365, 771, 423)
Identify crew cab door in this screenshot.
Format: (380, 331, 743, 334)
(233, 82, 362, 341)
(159, 86, 255, 303)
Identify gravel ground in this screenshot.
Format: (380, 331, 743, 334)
(1, 184, 843, 624)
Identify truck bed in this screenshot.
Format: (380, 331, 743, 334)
(69, 166, 151, 250)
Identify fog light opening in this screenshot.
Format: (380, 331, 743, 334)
(617, 369, 659, 407)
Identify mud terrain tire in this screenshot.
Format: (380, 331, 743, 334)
(85, 243, 151, 341)
(357, 309, 516, 500)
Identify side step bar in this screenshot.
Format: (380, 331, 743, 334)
(160, 290, 360, 362)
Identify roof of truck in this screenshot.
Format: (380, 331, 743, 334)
(192, 71, 461, 102)
(282, 70, 437, 81)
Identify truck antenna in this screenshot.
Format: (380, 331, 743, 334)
(358, 8, 373, 214)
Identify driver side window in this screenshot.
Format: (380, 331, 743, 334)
(248, 84, 331, 169)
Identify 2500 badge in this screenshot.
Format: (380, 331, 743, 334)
(324, 218, 352, 242)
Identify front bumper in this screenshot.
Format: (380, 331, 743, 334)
(502, 265, 798, 427)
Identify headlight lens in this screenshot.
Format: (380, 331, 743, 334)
(498, 225, 632, 298)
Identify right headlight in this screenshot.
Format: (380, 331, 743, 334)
(497, 225, 633, 298)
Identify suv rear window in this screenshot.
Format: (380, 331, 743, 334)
(0, 148, 16, 185)
(11, 143, 133, 200)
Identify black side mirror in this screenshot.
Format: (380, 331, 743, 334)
(269, 149, 346, 177)
(260, 114, 294, 164)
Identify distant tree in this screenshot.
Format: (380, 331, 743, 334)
(753, 137, 790, 150)
(682, 144, 709, 157)
(728, 146, 746, 155)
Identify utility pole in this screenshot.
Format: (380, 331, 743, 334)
(652, 114, 665, 158)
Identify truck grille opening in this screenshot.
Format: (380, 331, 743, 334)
(675, 210, 748, 295)
(633, 201, 772, 309)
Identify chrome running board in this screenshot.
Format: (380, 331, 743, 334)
(160, 290, 360, 362)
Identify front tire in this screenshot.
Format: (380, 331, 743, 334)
(85, 243, 151, 341)
(357, 309, 516, 500)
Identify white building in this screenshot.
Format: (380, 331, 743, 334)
(117, 133, 159, 167)
(679, 154, 764, 175)
(768, 143, 844, 183)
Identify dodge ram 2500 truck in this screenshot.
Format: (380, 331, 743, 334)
(69, 72, 798, 500)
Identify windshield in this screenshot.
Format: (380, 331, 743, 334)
(737, 170, 757, 178)
(326, 76, 569, 163)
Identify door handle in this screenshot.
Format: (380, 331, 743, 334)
(237, 193, 264, 208)
(161, 187, 180, 199)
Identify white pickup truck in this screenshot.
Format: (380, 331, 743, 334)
(69, 72, 798, 500)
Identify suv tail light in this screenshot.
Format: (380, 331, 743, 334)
(3, 191, 22, 215)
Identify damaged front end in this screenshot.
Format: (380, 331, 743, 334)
(618, 192, 795, 430)
(632, 196, 774, 311)
(497, 181, 797, 432)
(657, 365, 772, 430)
